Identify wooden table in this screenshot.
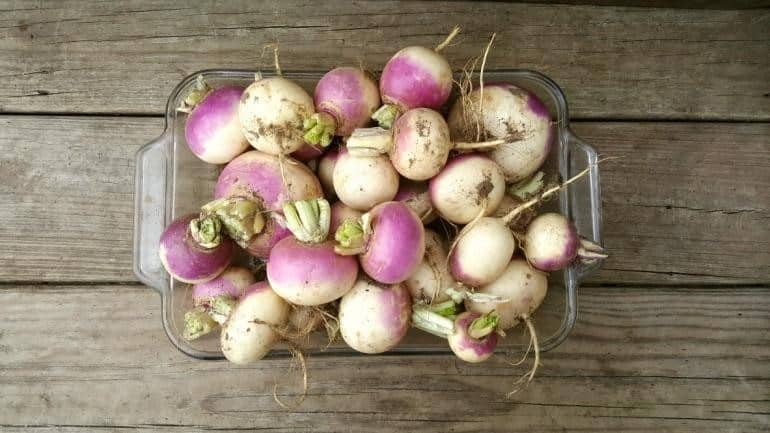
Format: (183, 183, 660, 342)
(1, 1, 768, 431)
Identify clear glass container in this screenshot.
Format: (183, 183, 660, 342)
(133, 69, 603, 359)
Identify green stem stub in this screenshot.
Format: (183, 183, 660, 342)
(189, 216, 223, 249)
(428, 299, 460, 319)
(333, 212, 372, 255)
(283, 198, 331, 243)
(200, 197, 265, 247)
(208, 295, 237, 325)
(468, 312, 500, 339)
(182, 305, 219, 341)
(303, 112, 336, 147)
(177, 75, 212, 113)
(371, 104, 401, 130)
(412, 305, 454, 339)
(508, 171, 545, 200)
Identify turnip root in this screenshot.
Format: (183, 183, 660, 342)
(214, 150, 323, 258)
(221, 282, 290, 364)
(447, 83, 553, 182)
(267, 199, 359, 306)
(183, 266, 255, 340)
(394, 180, 436, 224)
(411, 306, 499, 363)
(449, 217, 516, 287)
(332, 147, 399, 211)
(429, 153, 506, 224)
(291, 143, 325, 162)
(336, 201, 425, 284)
(303, 67, 381, 146)
(317, 146, 339, 198)
(405, 229, 454, 303)
(373, 27, 459, 128)
(182, 79, 250, 164)
(330, 201, 363, 234)
(158, 214, 234, 284)
(523, 212, 606, 271)
(239, 74, 315, 155)
(347, 108, 451, 180)
(339, 278, 411, 354)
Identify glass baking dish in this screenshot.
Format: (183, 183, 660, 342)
(133, 69, 603, 360)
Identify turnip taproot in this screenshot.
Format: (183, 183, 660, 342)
(332, 147, 399, 211)
(449, 217, 516, 287)
(411, 305, 499, 363)
(220, 281, 290, 364)
(339, 278, 411, 354)
(523, 212, 606, 271)
(158, 214, 234, 284)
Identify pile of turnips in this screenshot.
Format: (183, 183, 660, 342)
(158, 29, 607, 388)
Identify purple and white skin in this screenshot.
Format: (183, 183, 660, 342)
(372, 28, 459, 128)
(523, 212, 606, 272)
(291, 143, 325, 162)
(466, 258, 548, 330)
(316, 146, 339, 198)
(346, 108, 451, 180)
(330, 201, 363, 235)
(335, 201, 425, 285)
(411, 306, 499, 363)
(332, 146, 399, 211)
(239, 74, 315, 155)
(182, 78, 250, 164)
(302, 67, 381, 147)
(339, 278, 412, 354)
(394, 180, 437, 224)
(267, 198, 359, 306)
(158, 213, 234, 284)
(213, 150, 323, 258)
(405, 229, 454, 303)
(182, 266, 256, 341)
(447, 83, 553, 182)
(429, 153, 506, 224)
(449, 217, 516, 287)
(220, 281, 290, 364)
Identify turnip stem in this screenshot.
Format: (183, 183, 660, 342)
(346, 127, 393, 155)
(412, 306, 454, 338)
(468, 313, 500, 339)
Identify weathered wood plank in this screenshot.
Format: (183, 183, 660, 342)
(1, 285, 768, 432)
(0, 116, 767, 284)
(0, 1, 768, 119)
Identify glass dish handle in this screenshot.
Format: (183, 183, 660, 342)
(133, 131, 170, 294)
(564, 128, 605, 280)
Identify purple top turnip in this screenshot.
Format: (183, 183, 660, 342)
(184, 84, 250, 164)
(373, 27, 458, 129)
(447, 83, 553, 182)
(158, 214, 234, 284)
(192, 266, 255, 306)
(429, 153, 506, 224)
(332, 146, 399, 211)
(239, 75, 315, 155)
(336, 201, 425, 284)
(183, 266, 255, 341)
(302, 67, 381, 146)
(523, 212, 606, 272)
(448, 312, 499, 363)
(339, 278, 411, 354)
(449, 217, 516, 287)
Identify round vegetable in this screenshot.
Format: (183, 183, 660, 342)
(158, 214, 234, 284)
(429, 153, 506, 224)
(185, 85, 250, 164)
(192, 266, 255, 306)
(220, 282, 290, 364)
(405, 229, 454, 303)
(449, 217, 516, 286)
(448, 312, 499, 363)
(332, 147, 399, 211)
(523, 212, 606, 271)
(317, 146, 339, 198)
(339, 278, 411, 354)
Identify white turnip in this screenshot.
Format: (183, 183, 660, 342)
(523, 212, 606, 271)
(332, 146, 399, 211)
(405, 229, 454, 303)
(448, 217, 516, 287)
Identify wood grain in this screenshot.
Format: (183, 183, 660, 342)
(0, 1, 768, 120)
(1, 116, 767, 285)
(0, 285, 767, 432)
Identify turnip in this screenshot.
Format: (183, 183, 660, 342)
(303, 67, 381, 146)
(220, 281, 290, 364)
(405, 229, 454, 303)
(332, 146, 399, 211)
(267, 199, 359, 306)
(394, 180, 437, 224)
(158, 213, 234, 284)
(330, 201, 363, 234)
(428, 153, 506, 224)
(411, 305, 499, 363)
(447, 83, 553, 182)
(335, 201, 425, 284)
(180, 77, 250, 164)
(316, 146, 339, 198)
(239, 73, 315, 155)
(448, 217, 516, 287)
(182, 266, 255, 341)
(372, 27, 459, 128)
(214, 150, 323, 258)
(339, 278, 411, 354)
(291, 143, 324, 162)
(523, 212, 606, 271)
